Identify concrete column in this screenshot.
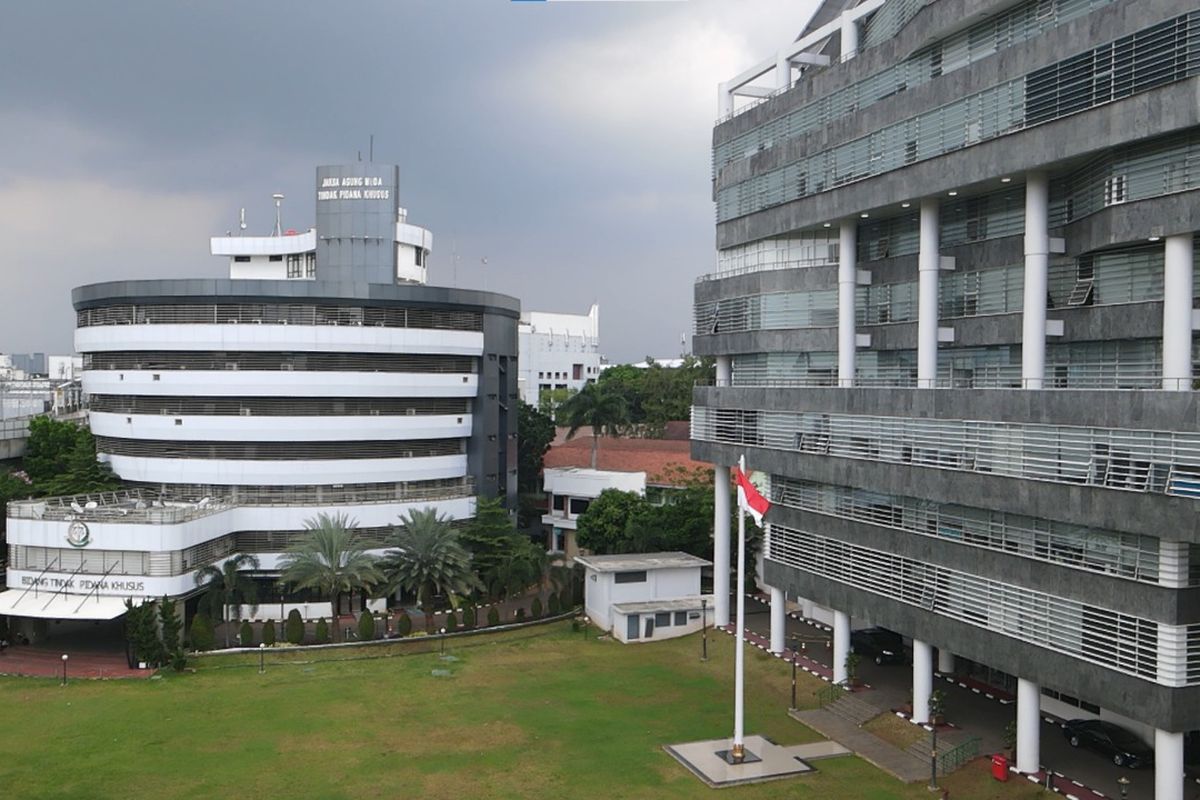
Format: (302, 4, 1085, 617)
(1156, 728, 1184, 800)
(912, 640, 933, 724)
(1016, 678, 1041, 774)
(917, 198, 940, 388)
(1160, 541, 1189, 588)
(838, 221, 857, 387)
(800, 597, 814, 620)
(713, 465, 731, 628)
(832, 611, 851, 684)
(718, 83, 734, 118)
(840, 13, 859, 61)
(775, 52, 791, 91)
(1023, 173, 1050, 389)
(937, 648, 955, 675)
(769, 586, 786, 653)
(1163, 234, 1194, 391)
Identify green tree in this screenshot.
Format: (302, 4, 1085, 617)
(158, 596, 181, 657)
(557, 383, 628, 469)
(485, 536, 547, 600)
(123, 600, 164, 667)
(536, 387, 575, 419)
(517, 401, 555, 493)
(278, 512, 383, 643)
(357, 610, 375, 641)
(24, 417, 119, 496)
(262, 619, 276, 646)
(189, 613, 215, 651)
(285, 609, 304, 644)
(194, 554, 261, 649)
(462, 606, 477, 628)
(239, 620, 254, 647)
(445, 609, 458, 632)
(459, 496, 514, 582)
(395, 612, 412, 637)
(574, 489, 643, 554)
(314, 618, 330, 644)
(594, 364, 645, 423)
(382, 507, 480, 633)
(486, 606, 500, 626)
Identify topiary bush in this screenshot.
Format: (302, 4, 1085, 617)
(445, 610, 458, 632)
(530, 597, 543, 619)
(315, 618, 330, 644)
(559, 587, 572, 612)
(358, 610, 376, 641)
(262, 619, 276, 646)
(396, 611, 412, 637)
(285, 609, 304, 644)
(170, 649, 187, 672)
(239, 620, 254, 648)
(548, 593, 561, 616)
(462, 606, 477, 629)
(486, 606, 500, 627)
(515, 607, 526, 622)
(189, 613, 214, 651)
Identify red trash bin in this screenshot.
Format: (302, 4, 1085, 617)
(991, 754, 1009, 781)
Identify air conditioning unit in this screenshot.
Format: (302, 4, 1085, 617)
(405, 408, 416, 416)
(227, 319, 238, 324)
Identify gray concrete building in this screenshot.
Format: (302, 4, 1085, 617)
(693, 2, 1200, 797)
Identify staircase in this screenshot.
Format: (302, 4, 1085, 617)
(824, 693, 881, 726)
(907, 730, 982, 776)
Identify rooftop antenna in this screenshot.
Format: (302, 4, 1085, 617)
(239, 207, 246, 235)
(272, 194, 284, 237)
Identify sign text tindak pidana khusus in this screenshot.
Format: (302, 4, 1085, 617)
(317, 176, 391, 201)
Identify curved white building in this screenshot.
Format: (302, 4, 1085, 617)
(2, 164, 518, 629)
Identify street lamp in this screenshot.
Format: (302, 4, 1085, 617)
(789, 636, 799, 710)
(1117, 776, 1130, 799)
(582, 616, 589, 641)
(440, 626, 447, 656)
(61, 654, 68, 686)
(701, 598, 708, 661)
(928, 722, 939, 791)
(258, 643, 265, 674)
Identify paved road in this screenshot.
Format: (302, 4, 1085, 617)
(740, 600, 1160, 800)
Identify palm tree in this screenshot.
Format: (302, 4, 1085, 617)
(194, 553, 261, 648)
(485, 536, 548, 601)
(278, 512, 384, 642)
(558, 383, 628, 469)
(382, 507, 480, 632)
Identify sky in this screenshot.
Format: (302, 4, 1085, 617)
(0, 0, 817, 363)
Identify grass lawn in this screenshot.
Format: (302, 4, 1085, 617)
(0, 624, 1045, 799)
(863, 711, 927, 751)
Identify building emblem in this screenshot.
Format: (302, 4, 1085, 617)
(66, 521, 91, 548)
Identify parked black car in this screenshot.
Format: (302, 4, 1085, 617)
(1063, 719, 1154, 768)
(850, 628, 906, 665)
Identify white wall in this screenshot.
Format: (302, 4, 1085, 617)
(76, 324, 484, 356)
(613, 605, 712, 644)
(102, 453, 468, 486)
(584, 566, 703, 632)
(83, 370, 477, 399)
(543, 468, 645, 500)
(90, 412, 472, 442)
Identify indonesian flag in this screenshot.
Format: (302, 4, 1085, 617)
(734, 465, 770, 526)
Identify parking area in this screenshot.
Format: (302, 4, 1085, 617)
(740, 598, 1166, 800)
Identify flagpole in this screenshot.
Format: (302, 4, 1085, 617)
(732, 455, 747, 763)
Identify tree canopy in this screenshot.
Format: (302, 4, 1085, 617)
(517, 401, 554, 494)
(594, 357, 713, 436)
(382, 507, 479, 631)
(557, 383, 628, 469)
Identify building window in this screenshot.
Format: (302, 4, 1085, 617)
(569, 498, 590, 515)
(1104, 175, 1127, 206)
(286, 253, 302, 278)
(614, 571, 647, 584)
(674, 611, 688, 626)
(654, 612, 672, 627)
(305, 251, 316, 278)
(233, 256, 250, 263)
(268, 254, 283, 262)
(552, 495, 565, 511)
(414, 248, 424, 267)
(573, 363, 583, 380)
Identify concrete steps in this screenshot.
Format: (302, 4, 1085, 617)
(825, 693, 881, 726)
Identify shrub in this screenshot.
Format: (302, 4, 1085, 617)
(462, 606, 477, 629)
(170, 649, 187, 672)
(559, 587, 572, 612)
(444, 610, 458, 632)
(531, 597, 543, 619)
(262, 619, 277, 646)
(395, 612, 412, 637)
(315, 618, 330, 644)
(239, 621, 254, 647)
(486, 606, 500, 627)
(189, 613, 214, 651)
(548, 593, 561, 616)
(515, 607, 526, 622)
(285, 609, 304, 644)
(358, 610, 376, 641)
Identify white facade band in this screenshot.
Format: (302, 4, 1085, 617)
(1162, 234, 1194, 391)
(838, 221, 857, 387)
(917, 199, 940, 388)
(1022, 173, 1050, 390)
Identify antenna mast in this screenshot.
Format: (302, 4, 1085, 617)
(272, 194, 284, 237)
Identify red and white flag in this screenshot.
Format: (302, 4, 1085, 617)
(734, 464, 770, 526)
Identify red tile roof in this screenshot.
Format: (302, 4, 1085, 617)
(543, 435, 710, 487)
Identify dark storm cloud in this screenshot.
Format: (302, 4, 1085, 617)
(0, 0, 811, 361)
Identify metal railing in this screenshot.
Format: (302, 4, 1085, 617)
(937, 736, 981, 775)
(94, 437, 465, 461)
(705, 369, 1197, 390)
(7, 489, 232, 524)
(77, 303, 483, 332)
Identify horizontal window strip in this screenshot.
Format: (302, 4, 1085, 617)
(691, 405, 1200, 499)
(77, 303, 483, 331)
(95, 437, 464, 461)
(768, 522, 1164, 683)
(770, 475, 1163, 583)
(88, 395, 470, 417)
(82, 351, 476, 374)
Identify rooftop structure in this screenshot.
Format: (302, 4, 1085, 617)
(517, 303, 602, 407)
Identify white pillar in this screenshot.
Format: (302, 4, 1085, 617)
(1156, 728, 1184, 800)
(840, 13, 858, 61)
(1163, 234, 1194, 391)
(1160, 541, 1189, 588)
(769, 586, 786, 653)
(917, 199, 940, 388)
(912, 640, 933, 724)
(838, 221, 857, 387)
(1023, 173, 1049, 390)
(937, 648, 955, 675)
(718, 83, 734, 118)
(732, 472, 748, 758)
(800, 597, 814, 619)
(1016, 678, 1041, 774)
(832, 611, 851, 684)
(775, 52, 791, 91)
(714, 466, 731, 628)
